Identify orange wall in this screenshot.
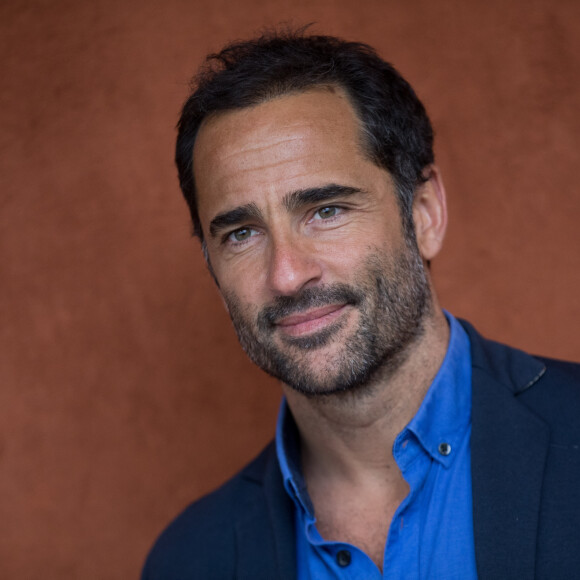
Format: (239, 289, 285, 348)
(1, 0, 579, 577)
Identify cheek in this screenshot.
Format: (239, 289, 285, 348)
(216, 265, 267, 312)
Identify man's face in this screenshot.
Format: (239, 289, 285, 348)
(194, 88, 431, 396)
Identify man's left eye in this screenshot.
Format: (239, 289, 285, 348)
(227, 227, 255, 243)
(314, 206, 339, 220)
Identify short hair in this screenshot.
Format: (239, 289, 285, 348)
(176, 30, 434, 241)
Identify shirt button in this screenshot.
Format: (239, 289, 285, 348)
(438, 442, 451, 456)
(336, 549, 352, 567)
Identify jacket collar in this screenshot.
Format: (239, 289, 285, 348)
(461, 319, 550, 580)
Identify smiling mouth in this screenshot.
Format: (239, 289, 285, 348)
(274, 304, 349, 337)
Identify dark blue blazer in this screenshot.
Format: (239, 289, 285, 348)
(142, 321, 580, 579)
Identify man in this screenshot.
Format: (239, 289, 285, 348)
(143, 32, 580, 579)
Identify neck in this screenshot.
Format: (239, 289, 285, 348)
(282, 307, 450, 482)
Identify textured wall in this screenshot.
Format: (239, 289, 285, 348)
(1, 0, 579, 577)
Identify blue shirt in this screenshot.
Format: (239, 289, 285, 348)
(275, 313, 478, 579)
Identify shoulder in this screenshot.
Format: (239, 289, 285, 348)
(535, 355, 580, 383)
(520, 355, 580, 443)
(141, 442, 277, 580)
(463, 321, 580, 578)
(461, 317, 580, 440)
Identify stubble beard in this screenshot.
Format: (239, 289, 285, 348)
(223, 238, 432, 397)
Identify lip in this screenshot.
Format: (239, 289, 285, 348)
(275, 304, 349, 337)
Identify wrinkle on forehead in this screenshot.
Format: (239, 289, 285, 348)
(193, 88, 375, 222)
(194, 87, 359, 161)
(222, 134, 315, 176)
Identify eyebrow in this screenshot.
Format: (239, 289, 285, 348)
(283, 184, 364, 211)
(208, 184, 364, 239)
(209, 202, 263, 238)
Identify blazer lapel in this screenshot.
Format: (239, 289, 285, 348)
(464, 321, 550, 579)
(235, 443, 297, 580)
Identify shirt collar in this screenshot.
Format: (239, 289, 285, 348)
(275, 398, 315, 516)
(398, 311, 472, 468)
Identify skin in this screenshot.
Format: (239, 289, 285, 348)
(194, 86, 450, 570)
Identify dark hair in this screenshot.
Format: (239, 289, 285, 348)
(176, 30, 434, 241)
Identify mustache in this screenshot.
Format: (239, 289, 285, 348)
(257, 284, 364, 329)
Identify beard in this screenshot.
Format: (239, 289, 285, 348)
(223, 238, 432, 397)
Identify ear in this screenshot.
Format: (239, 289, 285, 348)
(412, 165, 448, 261)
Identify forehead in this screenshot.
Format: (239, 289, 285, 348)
(192, 88, 382, 223)
(194, 86, 363, 157)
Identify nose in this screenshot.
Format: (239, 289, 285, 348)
(267, 236, 323, 296)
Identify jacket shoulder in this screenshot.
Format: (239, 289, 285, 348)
(520, 355, 580, 443)
(142, 442, 276, 580)
(535, 355, 580, 382)
(461, 319, 580, 578)
(462, 317, 580, 440)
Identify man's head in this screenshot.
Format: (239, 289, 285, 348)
(179, 32, 447, 396)
(176, 30, 434, 243)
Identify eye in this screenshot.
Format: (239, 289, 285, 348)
(227, 227, 255, 243)
(313, 206, 340, 220)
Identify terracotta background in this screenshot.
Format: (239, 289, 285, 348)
(1, 0, 579, 577)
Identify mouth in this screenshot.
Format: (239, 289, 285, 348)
(274, 304, 349, 337)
